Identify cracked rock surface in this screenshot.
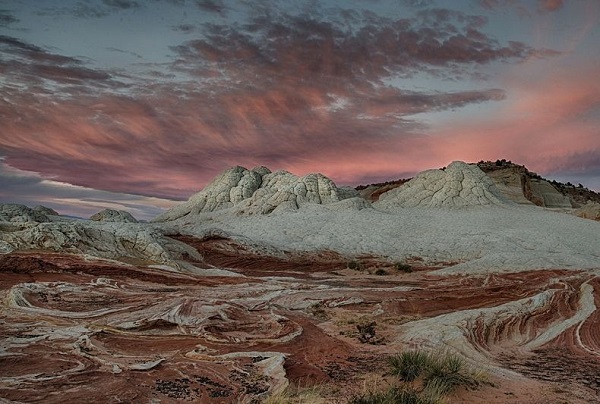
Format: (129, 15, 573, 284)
(153, 166, 359, 221)
(375, 161, 509, 208)
(90, 209, 138, 223)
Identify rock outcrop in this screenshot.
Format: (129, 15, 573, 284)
(90, 209, 138, 223)
(573, 202, 600, 221)
(375, 161, 509, 208)
(153, 166, 359, 221)
(477, 161, 580, 208)
(0, 204, 50, 223)
(0, 220, 200, 266)
(33, 205, 59, 216)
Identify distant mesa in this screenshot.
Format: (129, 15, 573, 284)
(90, 209, 138, 223)
(153, 166, 360, 221)
(375, 161, 509, 208)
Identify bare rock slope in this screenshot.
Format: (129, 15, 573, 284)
(0, 204, 51, 223)
(90, 209, 138, 223)
(375, 161, 509, 208)
(154, 166, 360, 221)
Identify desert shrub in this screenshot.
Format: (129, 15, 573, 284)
(423, 353, 481, 394)
(351, 386, 440, 404)
(375, 269, 387, 276)
(356, 321, 384, 344)
(348, 260, 362, 270)
(350, 387, 422, 404)
(394, 262, 413, 273)
(389, 350, 431, 382)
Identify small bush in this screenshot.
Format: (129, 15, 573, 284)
(348, 260, 362, 270)
(394, 262, 413, 273)
(375, 269, 387, 276)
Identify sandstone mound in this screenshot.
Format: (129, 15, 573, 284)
(90, 209, 138, 223)
(153, 166, 359, 221)
(33, 205, 59, 216)
(0, 204, 50, 223)
(0, 220, 201, 266)
(477, 161, 583, 208)
(573, 202, 600, 221)
(375, 161, 509, 208)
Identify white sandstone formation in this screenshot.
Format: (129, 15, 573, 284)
(90, 209, 138, 223)
(153, 166, 360, 221)
(375, 161, 509, 209)
(33, 205, 60, 216)
(528, 179, 573, 208)
(0, 221, 201, 267)
(0, 204, 50, 223)
(573, 202, 600, 221)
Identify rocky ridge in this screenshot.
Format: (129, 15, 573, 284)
(90, 209, 138, 223)
(0, 204, 52, 223)
(153, 165, 360, 221)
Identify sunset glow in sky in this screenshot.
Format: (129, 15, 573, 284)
(1, 0, 599, 219)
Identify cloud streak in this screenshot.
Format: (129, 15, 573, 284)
(0, 161, 177, 220)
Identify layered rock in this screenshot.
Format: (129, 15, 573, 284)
(375, 161, 509, 208)
(477, 161, 578, 208)
(573, 202, 600, 221)
(153, 166, 359, 221)
(90, 209, 138, 223)
(528, 179, 573, 208)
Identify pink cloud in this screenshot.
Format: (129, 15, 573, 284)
(538, 0, 564, 12)
(426, 65, 600, 181)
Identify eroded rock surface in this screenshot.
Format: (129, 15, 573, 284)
(0, 204, 50, 223)
(153, 166, 359, 221)
(0, 221, 200, 268)
(1, 238, 599, 403)
(90, 209, 138, 223)
(375, 161, 509, 208)
(573, 201, 600, 221)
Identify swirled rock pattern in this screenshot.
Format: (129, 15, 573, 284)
(1, 236, 599, 402)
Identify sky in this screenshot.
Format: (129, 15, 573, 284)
(1, 0, 599, 219)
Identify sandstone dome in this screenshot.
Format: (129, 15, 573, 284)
(153, 166, 359, 221)
(375, 161, 510, 208)
(90, 209, 138, 223)
(0, 204, 51, 223)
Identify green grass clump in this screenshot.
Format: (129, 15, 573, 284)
(423, 353, 482, 394)
(389, 351, 431, 381)
(352, 350, 487, 404)
(351, 387, 427, 404)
